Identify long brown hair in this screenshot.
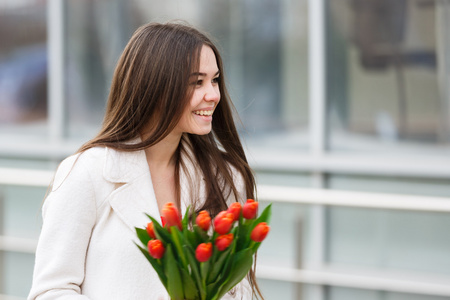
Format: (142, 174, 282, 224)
(78, 21, 262, 299)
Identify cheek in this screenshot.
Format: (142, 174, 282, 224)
(190, 91, 204, 106)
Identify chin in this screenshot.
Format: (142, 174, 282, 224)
(190, 127, 212, 136)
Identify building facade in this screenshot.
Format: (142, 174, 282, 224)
(1, 0, 450, 299)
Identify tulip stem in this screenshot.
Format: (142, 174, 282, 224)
(249, 241, 257, 252)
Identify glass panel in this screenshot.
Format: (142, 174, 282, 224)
(328, 174, 450, 197)
(328, 287, 450, 300)
(64, 0, 309, 153)
(0, 251, 35, 298)
(256, 171, 311, 187)
(387, 291, 450, 300)
(0, 1, 48, 140)
(327, 207, 450, 275)
(257, 202, 307, 269)
(327, 175, 450, 275)
(327, 287, 380, 300)
(257, 279, 298, 300)
(0, 158, 56, 170)
(64, 0, 141, 140)
(326, 0, 450, 157)
(0, 185, 45, 239)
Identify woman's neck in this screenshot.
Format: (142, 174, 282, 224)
(141, 131, 182, 212)
(142, 131, 182, 170)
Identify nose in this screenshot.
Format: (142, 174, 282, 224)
(204, 84, 220, 103)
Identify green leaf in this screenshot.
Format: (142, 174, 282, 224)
(180, 267, 198, 300)
(134, 243, 167, 287)
(145, 214, 172, 244)
(183, 245, 206, 300)
(184, 229, 200, 247)
(194, 225, 210, 243)
(206, 279, 222, 300)
(200, 259, 211, 285)
(170, 226, 188, 268)
(182, 205, 191, 229)
(207, 246, 232, 283)
(216, 248, 254, 300)
(246, 204, 272, 253)
(135, 227, 151, 247)
(164, 244, 184, 300)
(234, 221, 250, 252)
(253, 204, 272, 228)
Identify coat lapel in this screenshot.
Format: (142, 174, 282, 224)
(104, 147, 161, 232)
(103, 136, 207, 232)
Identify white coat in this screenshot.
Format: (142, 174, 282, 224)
(28, 139, 252, 300)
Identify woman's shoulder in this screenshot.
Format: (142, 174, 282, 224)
(52, 147, 107, 191)
(59, 146, 107, 173)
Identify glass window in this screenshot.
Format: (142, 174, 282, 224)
(0, 185, 45, 297)
(328, 287, 450, 300)
(257, 279, 298, 300)
(0, 185, 45, 239)
(0, 1, 48, 141)
(1, 251, 35, 298)
(256, 171, 311, 187)
(326, 0, 450, 157)
(64, 0, 309, 153)
(326, 175, 450, 275)
(0, 158, 56, 170)
(257, 202, 307, 269)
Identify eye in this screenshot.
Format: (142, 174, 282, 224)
(212, 77, 220, 84)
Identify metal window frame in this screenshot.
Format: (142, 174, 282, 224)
(48, 0, 65, 143)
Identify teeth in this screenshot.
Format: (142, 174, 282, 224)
(194, 110, 213, 116)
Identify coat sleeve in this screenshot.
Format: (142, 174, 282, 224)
(28, 154, 96, 300)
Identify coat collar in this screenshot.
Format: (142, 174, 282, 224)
(102, 136, 205, 232)
(103, 138, 149, 184)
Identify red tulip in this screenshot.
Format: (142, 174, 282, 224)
(161, 203, 182, 230)
(250, 222, 270, 242)
(196, 210, 211, 231)
(146, 222, 156, 239)
(243, 199, 258, 219)
(227, 202, 241, 221)
(214, 211, 234, 235)
(195, 243, 212, 262)
(215, 233, 234, 251)
(148, 239, 165, 259)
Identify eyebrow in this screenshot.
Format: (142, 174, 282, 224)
(190, 70, 220, 77)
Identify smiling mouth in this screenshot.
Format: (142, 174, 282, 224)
(193, 110, 213, 116)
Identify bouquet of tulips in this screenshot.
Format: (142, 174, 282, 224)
(135, 199, 271, 300)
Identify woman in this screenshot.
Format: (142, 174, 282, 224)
(28, 22, 262, 299)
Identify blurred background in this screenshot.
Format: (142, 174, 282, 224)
(1, 0, 450, 299)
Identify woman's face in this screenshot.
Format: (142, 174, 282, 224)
(174, 45, 220, 136)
